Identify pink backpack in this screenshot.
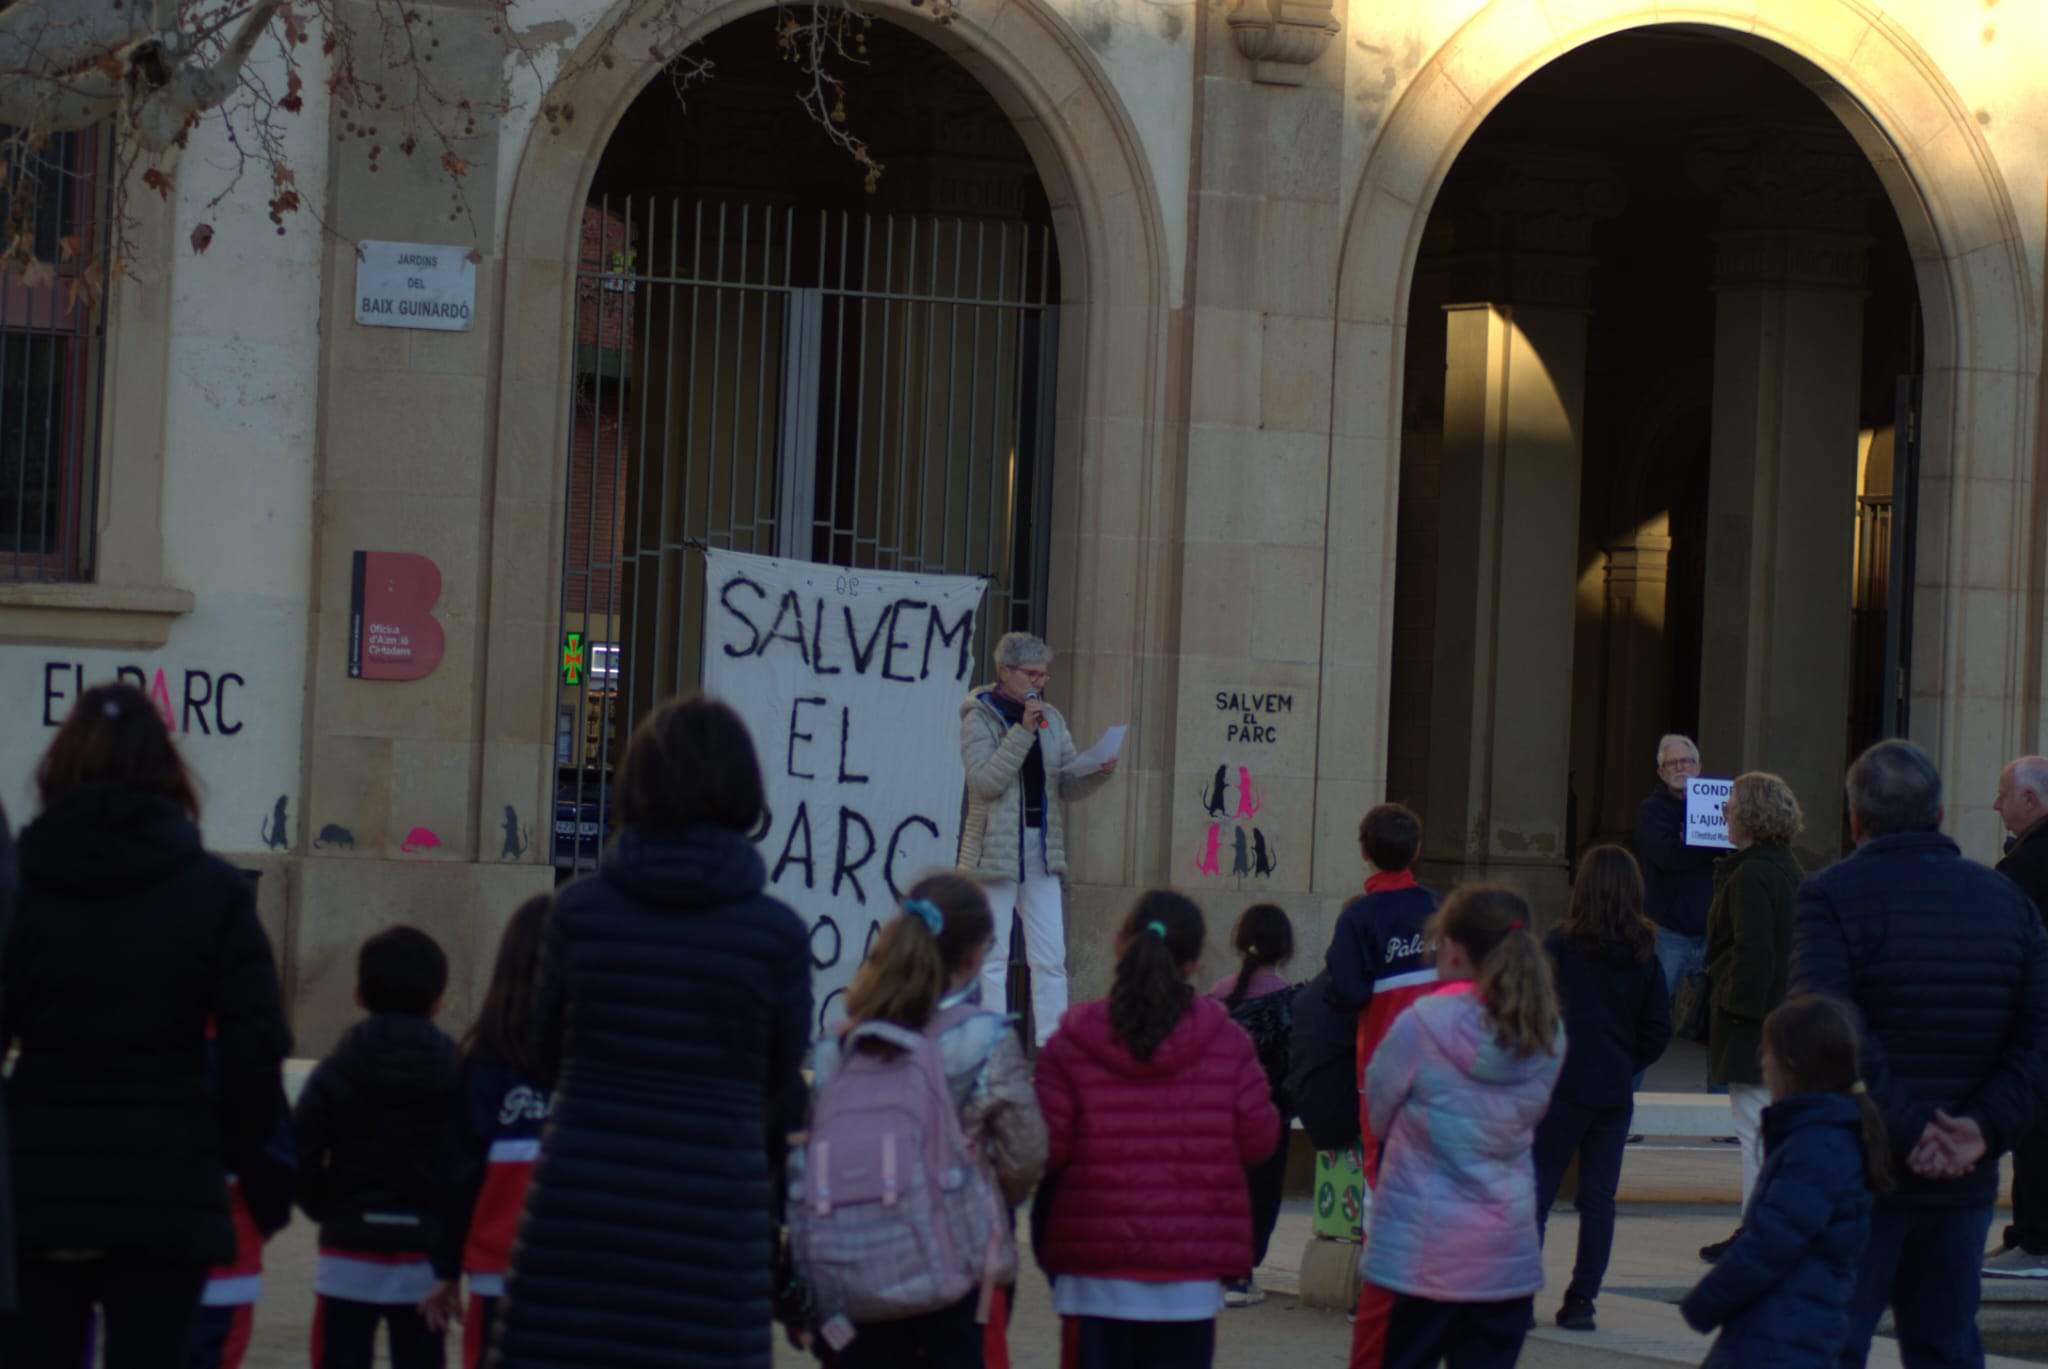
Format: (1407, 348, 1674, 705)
(790, 1020, 1006, 1327)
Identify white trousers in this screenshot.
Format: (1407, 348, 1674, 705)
(980, 837, 1067, 1046)
(1730, 1083, 1771, 1209)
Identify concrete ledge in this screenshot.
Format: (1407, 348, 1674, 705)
(1630, 1092, 1735, 1137)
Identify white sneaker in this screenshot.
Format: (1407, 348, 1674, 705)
(1223, 1278, 1265, 1307)
(1984, 1247, 2048, 1278)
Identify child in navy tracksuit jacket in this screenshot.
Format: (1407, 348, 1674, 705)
(1681, 995, 1883, 1368)
(1322, 803, 1438, 1369)
(422, 897, 554, 1369)
(294, 927, 459, 1369)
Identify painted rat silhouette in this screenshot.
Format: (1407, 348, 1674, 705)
(500, 805, 530, 861)
(260, 796, 291, 851)
(1231, 826, 1251, 877)
(1234, 768, 1262, 819)
(313, 823, 355, 850)
(1194, 822, 1222, 876)
(1201, 765, 1231, 818)
(1252, 827, 1277, 877)
(401, 826, 442, 855)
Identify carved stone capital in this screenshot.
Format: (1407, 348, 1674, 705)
(1430, 147, 1626, 309)
(1714, 228, 1870, 293)
(1688, 121, 1876, 236)
(1227, 0, 1338, 87)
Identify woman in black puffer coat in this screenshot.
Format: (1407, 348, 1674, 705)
(0, 683, 291, 1367)
(495, 696, 812, 1369)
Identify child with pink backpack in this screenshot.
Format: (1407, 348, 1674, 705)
(792, 874, 1047, 1368)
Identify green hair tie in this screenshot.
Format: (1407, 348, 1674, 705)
(1145, 920, 1168, 938)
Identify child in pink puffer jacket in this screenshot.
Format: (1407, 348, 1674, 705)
(1363, 886, 1565, 1369)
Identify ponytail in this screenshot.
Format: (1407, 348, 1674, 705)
(1109, 890, 1206, 1060)
(1226, 903, 1294, 1008)
(1763, 994, 1895, 1194)
(1852, 1089, 1895, 1195)
(1428, 886, 1559, 1058)
(844, 903, 947, 1035)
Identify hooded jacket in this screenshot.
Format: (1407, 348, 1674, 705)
(1033, 994, 1279, 1280)
(494, 825, 811, 1369)
(1681, 1092, 1875, 1367)
(1361, 991, 1563, 1302)
(957, 688, 1111, 879)
(3, 785, 290, 1266)
(293, 1013, 459, 1256)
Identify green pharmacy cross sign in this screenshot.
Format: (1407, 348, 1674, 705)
(562, 631, 585, 687)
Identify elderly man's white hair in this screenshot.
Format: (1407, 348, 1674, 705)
(2010, 755, 2048, 801)
(1655, 733, 1699, 765)
(995, 631, 1053, 670)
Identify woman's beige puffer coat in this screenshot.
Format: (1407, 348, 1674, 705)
(956, 688, 1111, 879)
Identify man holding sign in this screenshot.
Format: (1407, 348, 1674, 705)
(959, 632, 1121, 1045)
(1634, 734, 1719, 1003)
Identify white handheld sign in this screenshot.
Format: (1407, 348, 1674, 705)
(1686, 776, 1735, 850)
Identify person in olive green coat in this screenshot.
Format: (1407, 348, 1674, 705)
(1701, 771, 1806, 1264)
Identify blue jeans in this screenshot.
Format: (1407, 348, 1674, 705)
(1634, 929, 1704, 1091)
(1838, 1203, 1994, 1368)
(1533, 1099, 1632, 1307)
(1654, 927, 1705, 998)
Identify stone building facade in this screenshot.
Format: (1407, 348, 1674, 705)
(0, 0, 2040, 1048)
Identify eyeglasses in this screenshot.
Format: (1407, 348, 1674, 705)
(1659, 756, 1700, 772)
(1007, 666, 1051, 684)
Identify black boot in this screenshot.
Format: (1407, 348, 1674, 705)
(1556, 1296, 1596, 1331)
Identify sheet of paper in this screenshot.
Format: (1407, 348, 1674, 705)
(1067, 723, 1128, 776)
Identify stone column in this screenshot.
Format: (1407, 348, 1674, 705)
(1694, 131, 1871, 863)
(1418, 153, 1615, 921)
(1597, 527, 1673, 842)
(1421, 301, 1587, 915)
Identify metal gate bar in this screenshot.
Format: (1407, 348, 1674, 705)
(552, 199, 1059, 872)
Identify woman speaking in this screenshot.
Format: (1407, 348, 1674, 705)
(958, 632, 1118, 1045)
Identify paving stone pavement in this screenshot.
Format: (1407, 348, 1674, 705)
(230, 1141, 2041, 1367)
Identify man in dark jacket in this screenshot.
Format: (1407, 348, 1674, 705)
(1985, 754, 2048, 1277)
(1789, 739, 2048, 1366)
(1634, 734, 1717, 1000)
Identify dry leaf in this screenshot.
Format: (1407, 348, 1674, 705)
(22, 261, 54, 289)
(190, 223, 214, 254)
(57, 234, 80, 262)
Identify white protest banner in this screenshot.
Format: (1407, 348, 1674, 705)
(701, 548, 988, 1031)
(1686, 776, 1735, 849)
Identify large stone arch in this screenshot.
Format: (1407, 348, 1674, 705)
(1322, 1, 2038, 854)
(475, 0, 1177, 883)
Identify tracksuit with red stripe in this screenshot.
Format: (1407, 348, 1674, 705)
(432, 1056, 552, 1369)
(1322, 869, 1438, 1369)
(187, 1025, 297, 1369)
(293, 1012, 459, 1369)
(186, 1180, 264, 1369)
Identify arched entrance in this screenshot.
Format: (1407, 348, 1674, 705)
(547, 14, 1065, 871)
(1386, 31, 1923, 899)
(478, 0, 1174, 892)
(1324, 6, 2034, 914)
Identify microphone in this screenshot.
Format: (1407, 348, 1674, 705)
(1025, 688, 1047, 729)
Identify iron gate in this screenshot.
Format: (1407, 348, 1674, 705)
(552, 199, 1061, 871)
